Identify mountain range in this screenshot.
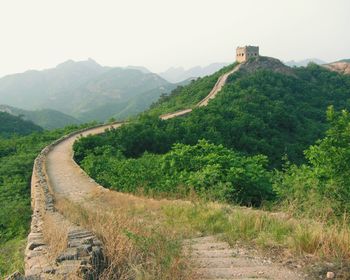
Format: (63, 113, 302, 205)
(0, 59, 234, 127)
(1, 57, 348, 130)
(0, 59, 176, 124)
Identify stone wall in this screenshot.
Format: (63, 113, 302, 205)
(19, 125, 113, 279)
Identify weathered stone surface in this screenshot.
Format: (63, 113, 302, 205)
(27, 241, 46, 250)
(56, 248, 79, 262)
(24, 125, 109, 279)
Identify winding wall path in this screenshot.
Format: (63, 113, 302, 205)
(46, 125, 121, 202)
(23, 62, 302, 279)
(160, 63, 241, 120)
(24, 125, 120, 279)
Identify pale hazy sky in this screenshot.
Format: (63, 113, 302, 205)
(0, 0, 349, 77)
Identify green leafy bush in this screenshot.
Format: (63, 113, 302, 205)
(77, 139, 273, 206)
(274, 107, 350, 217)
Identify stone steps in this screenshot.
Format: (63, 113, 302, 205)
(185, 236, 303, 280)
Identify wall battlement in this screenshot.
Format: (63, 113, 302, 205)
(236, 46, 259, 63)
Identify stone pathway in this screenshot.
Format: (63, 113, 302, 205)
(185, 236, 304, 280)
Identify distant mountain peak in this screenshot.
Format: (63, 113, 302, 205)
(159, 62, 229, 83)
(56, 58, 102, 69)
(125, 65, 151, 74)
(284, 58, 327, 67)
(56, 59, 75, 68)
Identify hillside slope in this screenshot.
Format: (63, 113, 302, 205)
(0, 105, 81, 129)
(0, 111, 42, 137)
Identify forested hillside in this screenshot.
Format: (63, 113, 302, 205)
(73, 60, 349, 209)
(148, 64, 237, 116)
(77, 61, 350, 169)
(0, 105, 81, 130)
(0, 112, 42, 137)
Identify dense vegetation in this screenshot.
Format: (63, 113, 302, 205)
(0, 123, 96, 276)
(0, 112, 42, 137)
(76, 64, 350, 169)
(274, 106, 350, 217)
(74, 107, 350, 218)
(75, 139, 273, 205)
(74, 63, 350, 216)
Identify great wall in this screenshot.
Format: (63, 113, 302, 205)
(23, 125, 118, 279)
(8, 55, 307, 279)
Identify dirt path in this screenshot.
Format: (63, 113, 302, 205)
(46, 124, 121, 202)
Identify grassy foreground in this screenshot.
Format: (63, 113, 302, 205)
(55, 189, 350, 280)
(164, 203, 350, 278)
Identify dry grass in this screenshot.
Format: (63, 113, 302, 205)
(55, 191, 196, 280)
(163, 202, 350, 279)
(52, 185, 350, 279)
(42, 213, 69, 262)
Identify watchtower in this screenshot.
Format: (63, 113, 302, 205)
(236, 46, 259, 63)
